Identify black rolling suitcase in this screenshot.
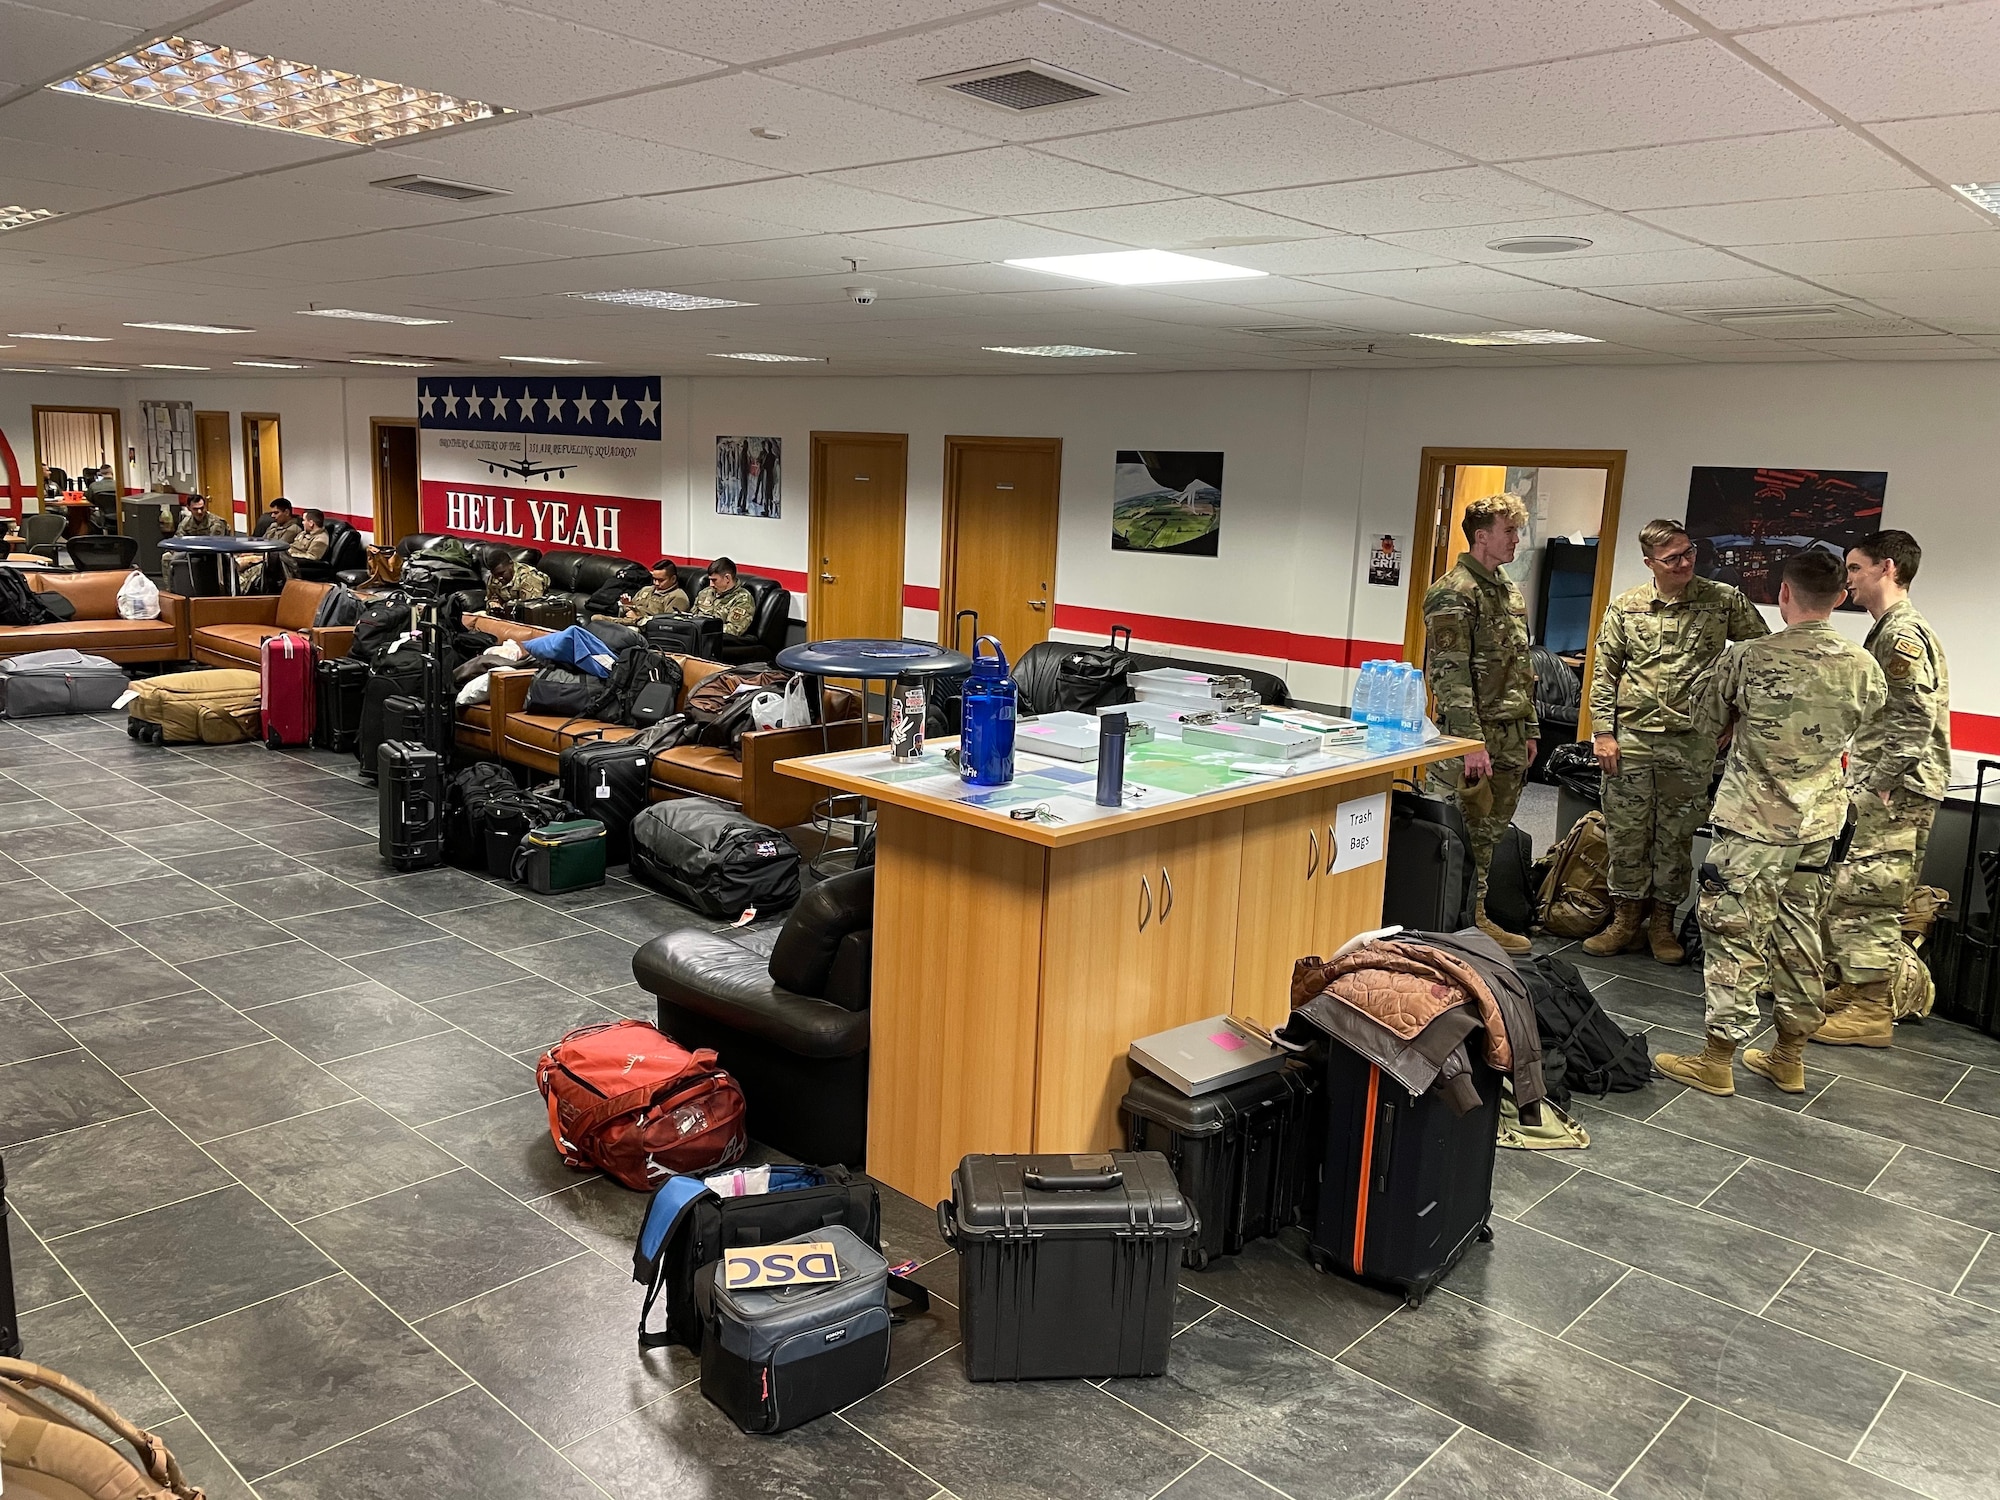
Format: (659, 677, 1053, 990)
(383, 692, 453, 759)
(1122, 1062, 1317, 1270)
(482, 787, 570, 878)
(560, 734, 653, 865)
(1383, 785, 1475, 932)
(1305, 1043, 1499, 1306)
(939, 1152, 1196, 1381)
(444, 762, 519, 870)
(643, 613, 724, 657)
(378, 740, 445, 871)
(314, 657, 369, 752)
(2, 1157, 20, 1359)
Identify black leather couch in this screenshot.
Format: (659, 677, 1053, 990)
(633, 867, 873, 1169)
(538, 550, 652, 618)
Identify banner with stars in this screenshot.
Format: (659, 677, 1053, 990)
(418, 376, 663, 559)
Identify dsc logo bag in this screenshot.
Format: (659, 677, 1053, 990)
(535, 1020, 746, 1191)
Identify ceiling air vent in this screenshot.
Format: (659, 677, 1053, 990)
(1239, 325, 1383, 352)
(924, 60, 1122, 113)
(371, 174, 510, 202)
(1679, 303, 1857, 324)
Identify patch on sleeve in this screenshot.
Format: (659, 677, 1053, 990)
(1893, 635, 1925, 661)
(1887, 653, 1916, 682)
(1428, 613, 1468, 653)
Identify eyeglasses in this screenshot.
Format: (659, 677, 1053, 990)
(1652, 548, 1695, 568)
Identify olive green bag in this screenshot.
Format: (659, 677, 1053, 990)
(513, 818, 607, 893)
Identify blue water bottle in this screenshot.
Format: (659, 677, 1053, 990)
(959, 635, 1017, 787)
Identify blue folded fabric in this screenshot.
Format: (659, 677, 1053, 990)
(522, 624, 617, 678)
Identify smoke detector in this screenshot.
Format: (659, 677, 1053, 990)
(923, 60, 1123, 112)
(372, 174, 509, 202)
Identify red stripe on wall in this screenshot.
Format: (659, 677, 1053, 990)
(903, 584, 939, 610)
(1955, 712, 2000, 755)
(665, 554, 810, 594)
(0, 429, 23, 512)
(1052, 603, 1402, 670)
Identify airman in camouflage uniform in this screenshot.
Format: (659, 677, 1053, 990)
(693, 557, 757, 637)
(1422, 493, 1538, 956)
(1816, 531, 1951, 1049)
(1588, 519, 1768, 963)
(484, 556, 550, 616)
(1657, 548, 1884, 1099)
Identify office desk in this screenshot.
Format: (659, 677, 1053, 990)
(780, 731, 1474, 1204)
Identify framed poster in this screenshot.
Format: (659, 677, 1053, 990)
(1113, 450, 1222, 556)
(716, 435, 781, 518)
(1685, 466, 1885, 609)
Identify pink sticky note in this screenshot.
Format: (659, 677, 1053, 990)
(1208, 1031, 1246, 1051)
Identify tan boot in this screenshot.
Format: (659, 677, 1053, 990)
(1744, 1025, 1811, 1093)
(1475, 903, 1532, 956)
(1820, 980, 1859, 1017)
(1811, 981, 1894, 1048)
(1655, 1035, 1737, 1096)
(1625, 898, 1653, 953)
(1647, 902, 1686, 966)
(1583, 898, 1646, 957)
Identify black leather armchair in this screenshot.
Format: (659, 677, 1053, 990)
(290, 519, 368, 583)
(674, 566, 793, 666)
(632, 867, 873, 1168)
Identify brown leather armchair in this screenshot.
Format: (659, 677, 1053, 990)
(189, 579, 355, 667)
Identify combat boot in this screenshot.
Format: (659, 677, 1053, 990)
(1582, 897, 1646, 957)
(1475, 903, 1532, 956)
(1820, 980, 1859, 1016)
(1655, 1035, 1737, 1096)
(1811, 981, 1894, 1048)
(1646, 902, 1685, 965)
(1744, 1025, 1811, 1093)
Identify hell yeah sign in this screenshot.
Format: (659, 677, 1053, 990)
(418, 376, 663, 559)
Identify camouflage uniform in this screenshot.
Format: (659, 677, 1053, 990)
(485, 562, 550, 613)
(1422, 552, 1538, 903)
(1824, 599, 1951, 986)
(1589, 576, 1767, 905)
(173, 509, 230, 537)
(694, 582, 757, 638)
(616, 582, 690, 624)
(1697, 623, 1885, 1042)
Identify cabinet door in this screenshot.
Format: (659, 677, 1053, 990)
(1230, 788, 1332, 1029)
(1310, 772, 1397, 956)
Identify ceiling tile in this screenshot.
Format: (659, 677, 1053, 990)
(1378, 213, 1700, 262)
(1016, 196, 1337, 249)
(1333, 41, 1830, 158)
(1033, 101, 1459, 196)
(190, 228, 560, 283)
(517, 198, 802, 250)
(663, 177, 983, 234)
(1302, 263, 1551, 299)
(0, 2, 141, 86)
(1234, 167, 1590, 235)
(1634, 188, 1991, 245)
(827, 147, 1173, 216)
(1677, 0, 1944, 27)
(1870, 111, 2000, 183)
(852, 220, 1128, 261)
(768, 6, 1279, 144)
(0, 170, 122, 214)
(1746, 231, 2000, 275)
(411, 215, 672, 259)
(1507, 128, 1922, 210)
(17, 0, 206, 24)
(1193, 236, 1454, 276)
(1742, 4, 2000, 122)
(563, 72, 1000, 174)
(506, 0, 998, 65)
(1501, 246, 1776, 287)
(1596, 274, 1850, 308)
(1078, 0, 1687, 94)
(204, 0, 716, 113)
(0, 89, 358, 174)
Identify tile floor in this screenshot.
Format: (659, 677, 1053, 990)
(5, 712, 2000, 1500)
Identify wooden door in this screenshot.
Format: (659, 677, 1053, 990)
(939, 436, 1061, 658)
(373, 419, 419, 543)
(241, 413, 282, 528)
(809, 432, 906, 641)
(194, 411, 233, 512)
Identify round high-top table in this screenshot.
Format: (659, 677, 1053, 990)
(159, 534, 291, 597)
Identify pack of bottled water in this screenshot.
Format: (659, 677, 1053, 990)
(1352, 659, 1428, 751)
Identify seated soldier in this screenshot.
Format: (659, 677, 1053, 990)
(485, 553, 551, 618)
(594, 558, 689, 627)
(692, 556, 756, 637)
(172, 493, 231, 537)
(239, 498, 304, 588)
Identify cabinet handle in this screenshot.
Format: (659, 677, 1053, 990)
(1307, 828, 1318, 879)
(1159, 867, 1174, 923)
(1327, 824, 1338, 875)
(1138, 874, 1152, 932)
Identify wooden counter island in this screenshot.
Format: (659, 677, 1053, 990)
(779, 731, 1474, 1205)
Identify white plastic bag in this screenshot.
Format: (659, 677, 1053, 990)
(747, 690, 786, 732)
(780, 672, 813, 728)
(116, 570, 161, 620)
(456, 672, 492, 707)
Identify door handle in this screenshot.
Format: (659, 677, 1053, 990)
(1028, 600, 1047, 611)
(1159, 867, 1173, 923)
(1138, 874, 1152, 932)
(1307, 828, 1318, 879)
(1326, 824, 1338, 875)
(820, 572, 837, 582)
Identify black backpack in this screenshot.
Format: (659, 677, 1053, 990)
(599, 647, 682, 728)
(1482, 825, 1537, 935)
(1518, 953, 1652, 1108)
(443, 762, 519, 869)
(350, 596, 413, 661)
(1054, 626, 1135, 712)
(0, 569, 55, 627)
(1543, 741, 1601, 806)
(355, 646, 432, 776)
(524, 664, 608, 720)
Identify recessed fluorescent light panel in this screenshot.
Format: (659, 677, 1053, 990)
(0, 206, 61, 231)
(71, 366, 128, 372)
(1004, 250, 1268, 286)
(52, 37, 509, 145)
(300, 308, 450, 325)
(567, 290, 754, 310)
(505, 356, 594, 365)
(3, 368, 50, 373)
(984, 344, 1133, 357)
(1951, 182, 2000, 217)
(125, 321, 253, 334)
(709, 352, 825, 362)
(348, 357, 432, 366)
(141, 363, 210, 370)
(1411, 329, 1602, 346)
(11, 331, 111, 342)
(235, 359, 308, 368)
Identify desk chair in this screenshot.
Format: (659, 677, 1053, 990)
(19, 513, 67, 563)
(68, 534, 140, 572)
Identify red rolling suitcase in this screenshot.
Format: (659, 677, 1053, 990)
(260, 631, 318, 749)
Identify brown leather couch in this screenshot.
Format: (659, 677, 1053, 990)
(459, 613, 865, 828)
(189, 580, 356, 669)
(0, 570, 189, 664)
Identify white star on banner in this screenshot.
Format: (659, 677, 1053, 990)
(448, 385, 465, 419)
(575, 393, 595, 425)
(605, 386, 629, 425)
(637, 392, 660, 427)
(418, 390, 439, 419)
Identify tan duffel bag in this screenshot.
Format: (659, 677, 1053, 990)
(125, 669, 260, 746)
(1, 1358, 205, 1499)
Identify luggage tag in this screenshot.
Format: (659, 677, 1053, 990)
(724, 1242, 841, 1289)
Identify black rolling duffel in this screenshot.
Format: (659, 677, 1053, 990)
(444, 762, 519, 870)
(1382, 785, 1476, 932)
(560, 733, 653, 865)
(378, 740, 445, 872)
(630, 800, 800, 919)
(1053, 626, 1135, 712)
(940, 1151, 1195, 1381)
(643, 613, 724, 657)
(314, 657, 369, 753)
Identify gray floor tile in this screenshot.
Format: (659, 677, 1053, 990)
(178, 940, 365, 1007)
(346, 937, 533, 1004)
(15, 1295, 180, 1429)
(248, 982, 453, 1062)
(0, 878, 79, 924)
(531, 1173, 648, 1265)
(326, 1030, 535, 1126)
(1338, 1292, 1683, 1490)
(422, 976, 614, 1055)
(418, 1252, 691, 1449)
(118, 905, 290, 964)
(1795, 1039, 1972, 1101)
(1565, 1102, 1746, 1205)
(1893, 1020, 2000, 1070)
(10, 1223, 79, 1313)
(145, 1276, 470, 1483)
(4, 1110, 230, 1239)
(1704, 1158, 1986, 1293)
(59, 1185, 336, 1344)
(274, 901, 443, 959)
(0, 800, 87, 834)
(1945, 1066, 2000, 1120)
(206, 1098, 461, 1222)
(74, 797, 200, 834)
(11, 945, 197, 1019)
(150, 1415, 258, 1500)
(215, 871, 379, 923)
(1960, 1239, 2000, 1310)
(577, 894, 717, 946)
(1443, 1217, 1627, 1335)
(3, 827, 119, 865)
(1766, 1254, 2000, 1406)
(0, 1048, 147, 1148)
(309, 844, 418, 884)
(1616, 1400, 1920, 1500)
(356, 868, 512, 916)
(876, 1178, 952, 1270)
(0, 990, 71, 1064)
(1392, 1428, 1609, 1500)
(63, 991, 269, 1075)
(300, 1168, 584, 1320)
(1648, 1086, 1902, 1189)
(419, 1090, 595, 1203)
(129, 1039, 357, 1141)
(79, 874, 233, 924)
(1491, 1153, 1580, 1221)
(166, 846, 315, 887)
(257, 813, 376, 854)
(515, 874, 644, 914)
(1576, 957, 1704, 1001)
(1564, 1269, 1900, 1458)
(0, 908, 135, 970)
(117, 818, 257, 860)
(254, 1386, 597, 1500)
(1869, 1147, 2000, 1234)
(1150, 1457, 1280, 1500)
(1186, 1227, 1401, 1358)
(1522, 1170, 1808, 1312)
(27, 845, 171, 892)
(497, 933, 641, 996)
(427, 895, 596, 950)
(1851, 1374, 2000, 1500)
(1108, 1306, 1454, 1500)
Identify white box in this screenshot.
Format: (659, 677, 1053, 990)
(1129, 1015, 1288, 1096)
(1181, 720, 1320, 759)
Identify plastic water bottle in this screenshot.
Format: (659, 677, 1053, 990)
(1365, 665, 1397, 752)
(1352, 661, 1377, 725)
(1405, 666, 1429, 744)
(1396, 665, 1424, 748)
